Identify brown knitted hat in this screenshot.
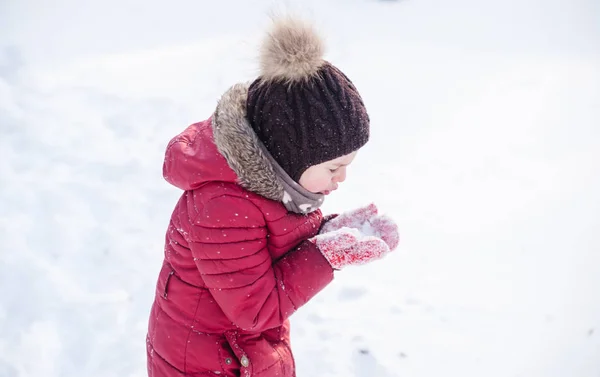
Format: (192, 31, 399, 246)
(247, 18, 370, 182)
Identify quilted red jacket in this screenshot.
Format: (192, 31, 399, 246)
(147, 84, 334, 377)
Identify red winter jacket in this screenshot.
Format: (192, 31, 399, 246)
(147, 84, 334, 377)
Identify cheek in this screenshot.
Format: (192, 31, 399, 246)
(300, 172, 332, 193)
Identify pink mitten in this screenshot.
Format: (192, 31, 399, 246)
(311, 227, 390, 270)
(365, 215, 400, 251)
(321, 203, 400, 251)
(320, 203, 378, 234)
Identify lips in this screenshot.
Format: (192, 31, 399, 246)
(322, 185, 339, 195)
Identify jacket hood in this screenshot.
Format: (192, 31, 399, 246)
(163, 83, 285, 202)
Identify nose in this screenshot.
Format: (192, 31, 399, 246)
(334, 168, 347, 183)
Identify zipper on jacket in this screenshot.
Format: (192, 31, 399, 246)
(162, 269, 175, 299)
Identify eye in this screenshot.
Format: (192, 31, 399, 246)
(329, 168, 338, 173)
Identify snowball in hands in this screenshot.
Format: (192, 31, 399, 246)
(320, 203, 378, 233)
(320, 203, 399, 251)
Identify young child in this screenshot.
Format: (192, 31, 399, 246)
(147, 17, 399, 377)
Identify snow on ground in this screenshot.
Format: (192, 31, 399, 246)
(1, 0, 599, 376)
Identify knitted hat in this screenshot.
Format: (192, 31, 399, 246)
(246, 18, 370, 182)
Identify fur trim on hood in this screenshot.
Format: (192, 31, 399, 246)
(212, 83, 284, 202)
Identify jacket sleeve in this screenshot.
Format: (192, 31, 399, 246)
(189, 194, 334, 332)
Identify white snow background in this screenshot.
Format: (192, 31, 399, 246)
(1, 0, 599, 376)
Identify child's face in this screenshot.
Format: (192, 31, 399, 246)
(299, 151, 358, 195)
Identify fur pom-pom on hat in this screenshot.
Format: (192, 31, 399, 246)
(259, 17, 325, 83)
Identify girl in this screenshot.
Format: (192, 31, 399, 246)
(147, 17, 399, 377)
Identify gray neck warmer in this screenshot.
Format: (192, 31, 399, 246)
(256, 141, 325, 214)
